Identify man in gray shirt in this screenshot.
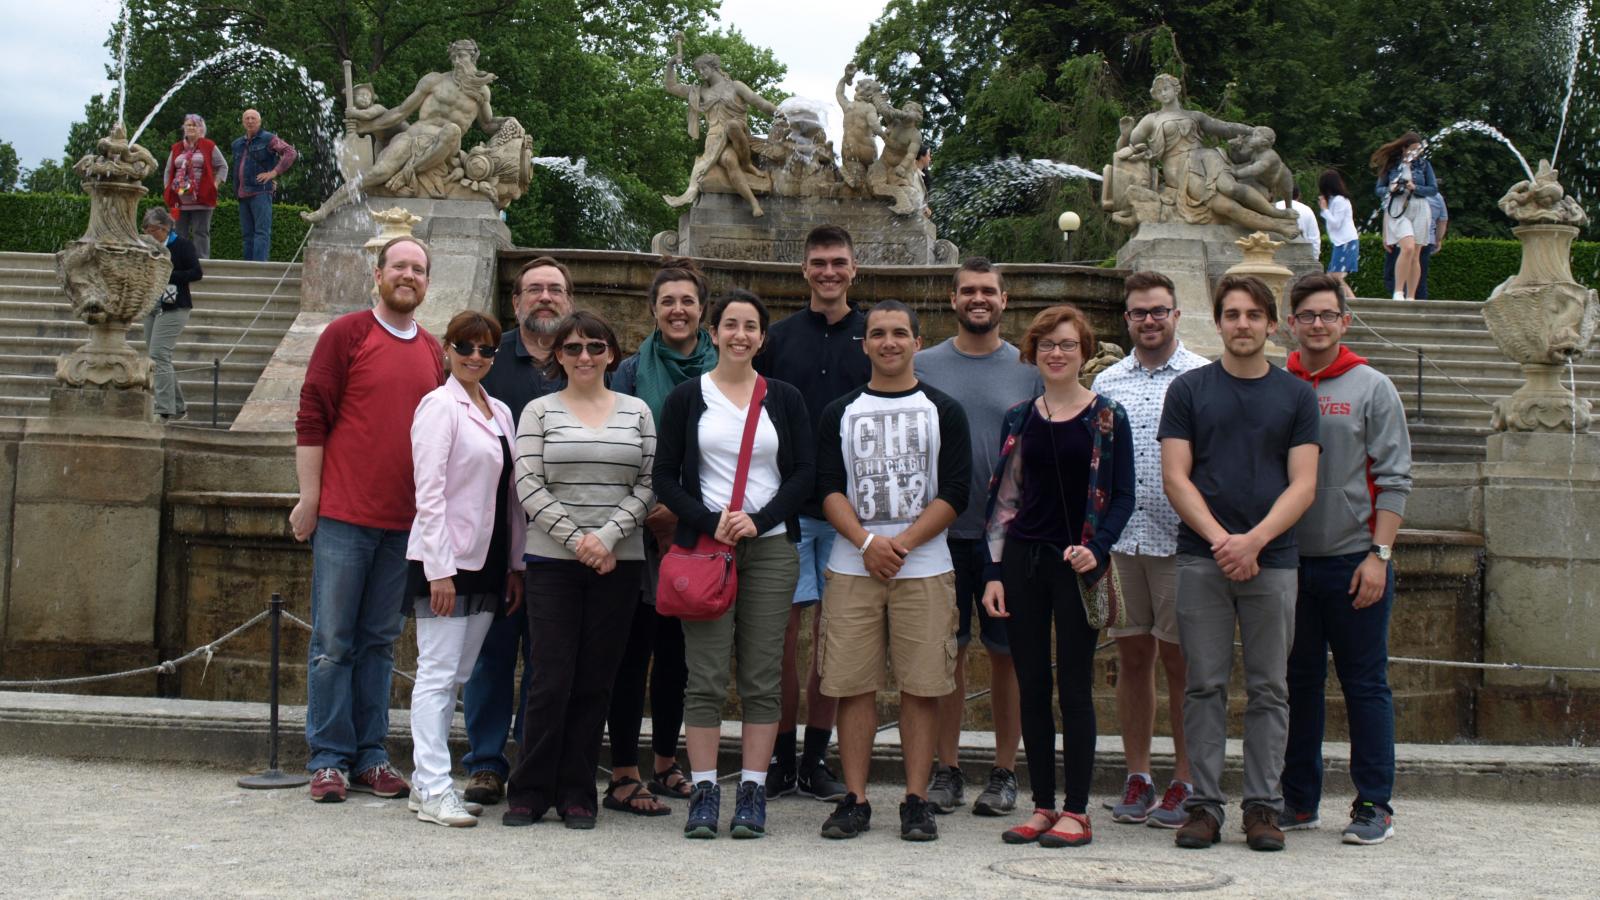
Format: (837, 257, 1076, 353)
(913, 257, 1040, 818)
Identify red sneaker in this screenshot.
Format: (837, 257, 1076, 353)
(309, 767, 348, 803)
(350, 762, 410, 798)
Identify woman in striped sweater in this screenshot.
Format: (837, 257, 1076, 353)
(503, 311, 657, 830)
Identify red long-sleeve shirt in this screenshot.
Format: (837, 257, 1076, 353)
(296, 310, 444, 530)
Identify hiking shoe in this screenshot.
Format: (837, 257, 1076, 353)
(409, 794, 484, 816)
(562, 805, 596, 830)
(900, 794, 939, 841)
(309, 767, 348, 803)
(417, 790, 478, 828)
(730, 781, 767, 839)
(349, 762, 410, 798)
(1111, 773, 1157, 824)
(1341, 802, 1394, 845)
(820, 793, 873, 839)
(1174, 808, 1221, 848)
(463, 770, 505, 805)
(798, 760, 847, 802)
(501, 805, 538, 826)
(766, 754, 797, 799)
(973, 766, 1018, 816)
(927, 765, 965, 814)
(1279, 808, 1321, 831)
(1243, 804, 1286, 851)
(1147, 781, 1192, 829)
(684, 781, 721, 839)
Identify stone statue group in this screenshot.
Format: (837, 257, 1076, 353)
(661, 35, 928, 218)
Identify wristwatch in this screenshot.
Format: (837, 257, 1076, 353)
(1370, 543, 1392, 561)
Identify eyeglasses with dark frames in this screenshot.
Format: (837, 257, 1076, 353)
(1290, 310, 1345, 325)
(560, 340, 610, 358)
(1036, 339, 1081, 354)
(1126, 307, 1173, 321)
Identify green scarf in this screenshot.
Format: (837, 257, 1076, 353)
(633, 329, 717, 422)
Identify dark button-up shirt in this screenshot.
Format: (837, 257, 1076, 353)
(480, 331, 565, 427)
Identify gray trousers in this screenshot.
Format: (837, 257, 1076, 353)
(1175, 554, 1297, 825)
(176, 208, 213, 258)
(142, 306, 190, 417)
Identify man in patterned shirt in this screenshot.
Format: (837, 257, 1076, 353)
(1090, 271, 1209, 828)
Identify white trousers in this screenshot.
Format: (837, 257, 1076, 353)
(410, 612, 494, 801)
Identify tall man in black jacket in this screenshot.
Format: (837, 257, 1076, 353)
(141, 207, 203, 421)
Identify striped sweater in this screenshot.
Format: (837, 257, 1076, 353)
(515, 392, 656, 561)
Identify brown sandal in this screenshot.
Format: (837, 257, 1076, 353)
(649, 763, 693, 800)
(603, 776, 671, 817)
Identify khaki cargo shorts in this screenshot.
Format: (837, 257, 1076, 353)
(818, 569, 958, 699)
(1106, 552, 1180, 644)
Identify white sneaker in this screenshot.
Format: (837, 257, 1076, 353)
(409, 793, 484, 816)
(1392, 291, 1407, 301)
(417, 789, 479, 827)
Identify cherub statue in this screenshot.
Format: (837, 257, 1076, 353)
(662, 34, 779, 217)
(836, 63, 884, 191)
(1226, 126, 1295, 208)
(867, 99, 925, 215)
(345, 82, 408, 157)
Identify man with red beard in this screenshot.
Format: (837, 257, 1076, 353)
(293, 236, 445, 803)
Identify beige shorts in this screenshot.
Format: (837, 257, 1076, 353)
(818, 570, 957, 699)
(1105, 553, 1180, 644)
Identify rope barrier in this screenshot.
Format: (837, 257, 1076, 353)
(0, 609, 270, 689)
(1347, 307, 1499, 408)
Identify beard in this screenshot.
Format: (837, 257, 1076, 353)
(957, 311, 999, 335)
(377, 279, 423, 314)
(520, 310, 563, 337)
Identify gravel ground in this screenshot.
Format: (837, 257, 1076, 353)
(1, 755, 1594, 898)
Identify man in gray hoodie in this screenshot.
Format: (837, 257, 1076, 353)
(1280, 273, 1412, 847)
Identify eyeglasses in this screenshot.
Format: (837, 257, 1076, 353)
(518, 283, 568, 298)
(1036, 339, 1080, 354)
(1291, 310, 1345, 325)
(560, 340, 609, 358)
(1126, 307, 1173, 321)
(451, 342, 497, 358)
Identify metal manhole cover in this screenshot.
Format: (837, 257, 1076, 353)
(991, 857, 1232, 893)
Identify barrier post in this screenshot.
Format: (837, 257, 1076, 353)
(211, 358, 221, 429)
(1415, 349, 1424, 421)
(238, 593, 309, 789)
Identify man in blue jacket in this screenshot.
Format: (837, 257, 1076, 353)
(232, 109, 298, 261)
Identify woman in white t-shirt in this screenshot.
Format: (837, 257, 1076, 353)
(1319, 169, 1360, 302)
(652, 290, 816, 840)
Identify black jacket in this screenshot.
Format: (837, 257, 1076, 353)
(652, 374, 816, 548)
(164, 235, 203, 309)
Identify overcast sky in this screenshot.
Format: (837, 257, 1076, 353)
(0, 0, 889, 170)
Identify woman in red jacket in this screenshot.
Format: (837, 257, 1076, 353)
(162, 114, 228, 259)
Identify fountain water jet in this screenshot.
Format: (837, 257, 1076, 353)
(127, 44, 337, 147)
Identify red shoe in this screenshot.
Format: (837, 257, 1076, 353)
(309, 767, 348, 803)
(1002, 809, 1060, 844)
(350, 762, 410, 798)
(1038, 810, 1093, 848)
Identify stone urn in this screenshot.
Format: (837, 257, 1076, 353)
(1482, 160, 1598, 432)
(54, 124, 172, 390)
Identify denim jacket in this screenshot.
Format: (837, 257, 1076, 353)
(1374, 158, 1438, 199)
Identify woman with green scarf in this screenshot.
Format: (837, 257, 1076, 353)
(604, 257, 718, 816)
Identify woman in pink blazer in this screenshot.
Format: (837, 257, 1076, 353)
(404, 310, 528, 827)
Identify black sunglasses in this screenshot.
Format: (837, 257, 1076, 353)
(451, 342, 497, 358)
(560, 340, 610, 358)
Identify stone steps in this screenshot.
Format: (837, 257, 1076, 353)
(0, 252, 301, 427)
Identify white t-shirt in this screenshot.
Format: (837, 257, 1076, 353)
(697, 375, 784, 537)
(1279, 200, 1320, 245)
(1321, 195, 1359, 245)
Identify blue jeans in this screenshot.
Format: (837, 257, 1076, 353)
(460, 605, 533, 778)
(305, 517, 409, 773)
(239, 192, 274, 261)
(1283, 552, 1396, 814)
(791, 515, 837, 606)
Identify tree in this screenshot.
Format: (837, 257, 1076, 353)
(0, 141, 18, 192)
(21, 159, 78, 194)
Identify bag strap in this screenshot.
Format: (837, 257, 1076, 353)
(727, 376, 767, 513)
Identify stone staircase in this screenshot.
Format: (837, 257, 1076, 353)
(0, 251, 301, 427)
(1342, 296, 1600, 461)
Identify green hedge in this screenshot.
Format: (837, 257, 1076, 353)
(1330, 233, 1600, 301)
(0, 192, 312, 262)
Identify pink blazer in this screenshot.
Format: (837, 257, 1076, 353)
(405, 377, 527, 582)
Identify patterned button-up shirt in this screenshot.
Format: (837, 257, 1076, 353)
(1091, 342, 1210, 556)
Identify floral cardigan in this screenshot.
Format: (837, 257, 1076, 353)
(980, 393, 1136, 588)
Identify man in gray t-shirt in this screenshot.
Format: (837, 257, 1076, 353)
(913, 258, 1040, 817)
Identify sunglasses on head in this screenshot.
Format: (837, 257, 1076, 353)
(560, 340, 610, 358)
(451, 342, 497, 358)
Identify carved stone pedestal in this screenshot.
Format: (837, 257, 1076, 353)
(1478, 431, 1600, 741)
(652, 192, 956, 265)
(1116, 223, 1319, 358)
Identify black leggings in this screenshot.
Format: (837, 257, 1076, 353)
(607, 599, 687, 769)
(1002, 540, 1100, 814)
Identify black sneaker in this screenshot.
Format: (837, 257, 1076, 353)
(798, 760, 847, 802)
(820, 792, 873, 839)
(730, 781, 767, 839)
(766, 754, 797, 799)
(900, 794, 939, 841)
(684, 781, 720, 839)
(926, 765, 965, 814)
(972, 766, 1018, 816)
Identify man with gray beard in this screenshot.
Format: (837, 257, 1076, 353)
(460, 256, 575, 805)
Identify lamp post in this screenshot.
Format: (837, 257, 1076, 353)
(1058, 210, 1082, 260)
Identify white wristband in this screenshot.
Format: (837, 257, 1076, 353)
(858, 533, 875, 555)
